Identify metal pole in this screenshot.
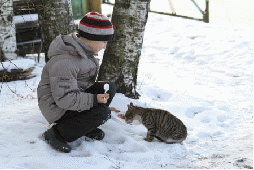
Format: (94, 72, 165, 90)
(190, 0, 205, 15)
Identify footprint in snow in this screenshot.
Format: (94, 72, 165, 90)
(185, 106, 209, 118)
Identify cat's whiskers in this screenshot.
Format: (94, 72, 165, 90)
(133, 114, 142, 123)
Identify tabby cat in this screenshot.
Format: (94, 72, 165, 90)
(125, 103, 187, 143)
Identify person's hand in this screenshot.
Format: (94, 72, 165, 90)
(97, 93, 109, 104)
(109, 107, 121, 113)
(108, 107, 125, 119)
(118, 114, 125, 119)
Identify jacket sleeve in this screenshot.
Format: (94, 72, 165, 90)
(48, 58, 94, 111)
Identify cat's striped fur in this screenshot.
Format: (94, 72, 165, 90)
(125, 103, 187, 143)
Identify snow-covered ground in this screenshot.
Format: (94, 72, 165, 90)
(0, 6, 253, 169)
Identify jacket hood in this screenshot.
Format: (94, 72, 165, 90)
(48, 33, 94, 60)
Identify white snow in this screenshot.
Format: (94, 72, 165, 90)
(0, 58, 36, 72)
(0, 6, 253, 169)
(13, 14, 38, 24)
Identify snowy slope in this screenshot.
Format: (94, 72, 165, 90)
(0, 12, 253, 169)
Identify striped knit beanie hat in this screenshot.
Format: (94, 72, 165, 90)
(78, 12, 114, 41)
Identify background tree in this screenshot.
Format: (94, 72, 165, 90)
(38, 0, 75, 62)
(97, 0, 151, 99)
(0, 0, 17, 61)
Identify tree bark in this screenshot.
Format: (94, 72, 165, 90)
(38, 0, 75, 62)
(0, 46, 4, 62)
(0, 0, 17, 60)
(97, 0, 151, 99)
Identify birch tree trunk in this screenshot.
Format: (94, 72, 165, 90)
(97, 0, 151, 99)
(0, 0, 17, 61)
(38, 0, 75, 62)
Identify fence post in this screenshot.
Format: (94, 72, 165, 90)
(204, 0, 209, 23)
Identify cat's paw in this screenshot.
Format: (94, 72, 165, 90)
(143, 137, 154, 142)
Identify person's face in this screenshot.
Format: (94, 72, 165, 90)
(89, 41, 108, 55)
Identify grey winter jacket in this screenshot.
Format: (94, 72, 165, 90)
(37, 33, 99, 124)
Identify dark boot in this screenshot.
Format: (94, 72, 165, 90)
(84, 128, 105, 141)
(42, 126, 71, 153)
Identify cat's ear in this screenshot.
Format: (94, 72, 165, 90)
(128, 102, 134, 109)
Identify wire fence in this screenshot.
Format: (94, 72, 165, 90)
(102, 0, 208, 22)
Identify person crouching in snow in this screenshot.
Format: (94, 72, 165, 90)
(37, 12, 115, 153)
